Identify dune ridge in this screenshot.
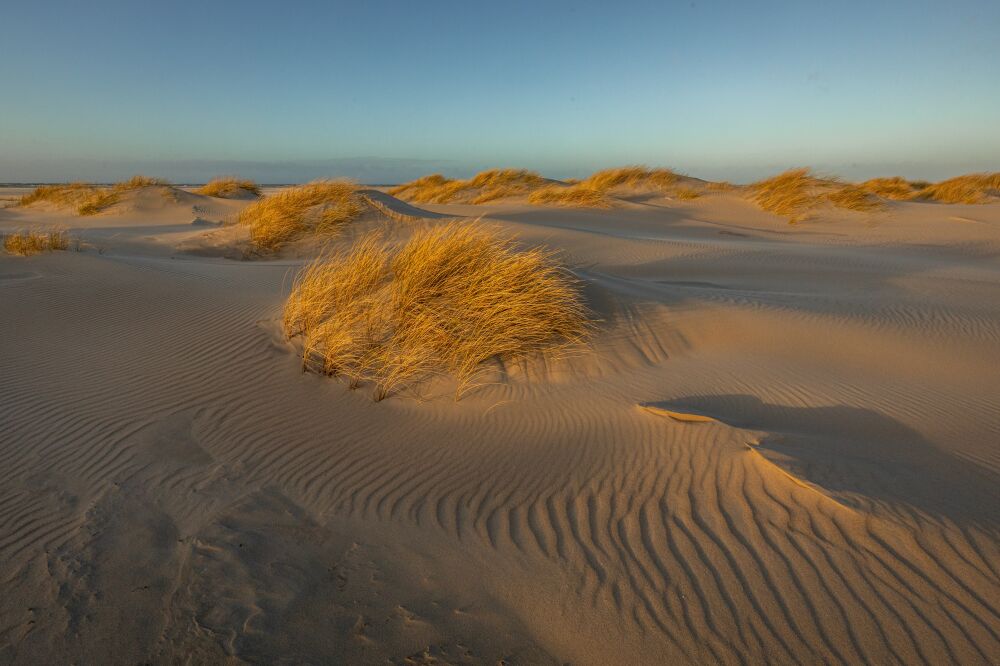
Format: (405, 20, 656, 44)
(19, 176, 171, 215)
(390, 166, 1000, 219)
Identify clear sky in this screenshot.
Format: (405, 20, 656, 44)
(2, 0, 998, 183)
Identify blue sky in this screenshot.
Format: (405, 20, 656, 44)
(2, 0, 998, 183)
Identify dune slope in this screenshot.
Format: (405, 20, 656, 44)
(1, 188, 999, 664)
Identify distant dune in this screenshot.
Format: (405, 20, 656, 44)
(382, 166, 1000, 226)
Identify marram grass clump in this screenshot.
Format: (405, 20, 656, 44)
(527, 184, 613, 208)
(748, 169, 1000, 221)
(858, 177, 922, 200)
(747, 168, 826, 221)
(196, 177, 261, 198)
(19, 176, 170, 216)
(670, 186, 702, 200)
(912, 173, 1000, 204)
(824, 184, 882, 212)
(580, 166, 680, 192)
(389, 169, 545, 204)
(3, 229, 69, 256)
(748, 168, 882, 221)
(237, 180, 364, 251)
(283, 222, 591, 400)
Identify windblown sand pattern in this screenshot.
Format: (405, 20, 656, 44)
(1, 182, 998, 663)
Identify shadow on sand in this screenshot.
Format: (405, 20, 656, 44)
(647, 394, 999, 527)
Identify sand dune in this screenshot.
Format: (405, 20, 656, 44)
(1, 185, 998, 663)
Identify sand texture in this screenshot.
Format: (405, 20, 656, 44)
(1, 185, 999, 664)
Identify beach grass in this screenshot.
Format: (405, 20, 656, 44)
(3, 229, 69, 255)
(196, 177, 261, 198)
(19, 175, 170, 216)
(389, 169, 545, 204)
(527, 184, 613, 208)
(237, 180, 364, 251)
(283, 222, 590, 400)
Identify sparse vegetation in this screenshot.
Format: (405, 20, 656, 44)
(825, 184, 883, 212)
(853, 174, 999, 204)
(283, 222, 591, 400)
(387, 166, 1000, 219)
(387, 174, 449, 201)
(912, 173, 1000, 204)
(858, 177, 920, 200)
(3, 229, 69, 255)
(670, 186, 702, 200)
(580, 166, 680, 192)
(237, 180, 364, 251)
(196, 177, 261, 198)
(748, 168, 825, 221)
(19, 183, 96, 210)
(749, 170, 1000, 220)
(748, 168, 883, 220)
(527, 185, 613, 208)
(389, 169, 545, 204)
(390, 165, 692, 209)
(19, 176, 170, 215)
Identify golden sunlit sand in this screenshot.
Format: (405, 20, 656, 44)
(2, 170, 999, 663)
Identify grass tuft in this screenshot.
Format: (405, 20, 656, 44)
(527, 185, 613, 208)
(912, 173, 1000, 204)
(749, 169, 887, 220)
(747, 168, 823, 221)
(669, 186, 702, 200)
(237, 180, 364, 251)
(284, 222, 591, 400)
(580, 166, 680, 192)
(389, 169, 545, 204)
(196, 177, 261, 198)
(825, 184, 883, 212)
(19, 175, 170, 215)
(3, 229, 69, 255)
(19, 183, 97, 210)
(858, 177, 920, 200)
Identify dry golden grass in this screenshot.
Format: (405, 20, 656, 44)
(196, 177, 261, 198)
(580, 166, 680, 191)
(749, 169, 886, 220)
(913, 173, 1000, 204)
(390, 166, 1000, 219)
(19, 183, 96, 209)
(389, 169, 545, 204)
(468, 169, 544, 190)
(387, 174, 449, 200)
(858, 177, 920, 200)
(748, 168, 823, 221)
(825, 184, 883, 212)
(669, 186, 702, 200)
(3, 229, 69, 256)
(388, 165, 686, 210)
(284, 222, 590, 400)
(19, 175, 170, 216)
(237, 180, 364, 251)
(854, 174, 998, 204)
(118, 175, 169, 189)
(527, 184, 613, 208)
(706, 181, 737, 192)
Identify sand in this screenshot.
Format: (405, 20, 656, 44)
(1, 185, 998, 664)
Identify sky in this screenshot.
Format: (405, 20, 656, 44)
(1, 0, 998, 183)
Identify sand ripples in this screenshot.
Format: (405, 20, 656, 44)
(2, 204, 999, 662)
